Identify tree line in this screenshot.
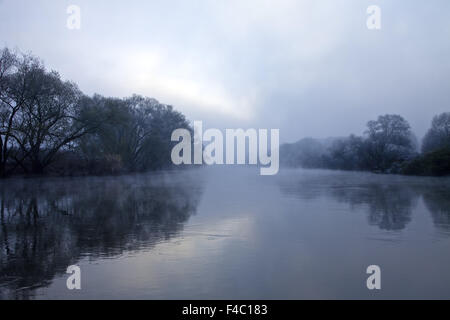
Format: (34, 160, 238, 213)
(0, 48, 191, 177)
(2, 47, 448, 178)
(281, 113, 450, 176)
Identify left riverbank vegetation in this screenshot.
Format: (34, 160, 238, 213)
(281, 113, 450, 177)
(0, 48, 191, 178)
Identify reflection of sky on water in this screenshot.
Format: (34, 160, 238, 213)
(1, 168, 450, 299)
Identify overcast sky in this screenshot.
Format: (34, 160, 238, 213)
(1, 0, 449, 142)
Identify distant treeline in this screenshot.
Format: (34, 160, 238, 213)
(0, 48, 191, 177)
(281, 113, 450, 176)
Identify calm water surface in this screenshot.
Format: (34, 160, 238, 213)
(1, 168, 450, 299)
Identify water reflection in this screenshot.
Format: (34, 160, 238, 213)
(331, 184, 418, 231)
(278, 170, 450, 232)
(422, 187, 450, 233)
(0, 172, 202, 299)
(1, 168, 450, 299)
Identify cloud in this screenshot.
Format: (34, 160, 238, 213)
(1, 0, 449, 141)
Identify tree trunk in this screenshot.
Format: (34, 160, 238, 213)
(0, 137, 3, 178)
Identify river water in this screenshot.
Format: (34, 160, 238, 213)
(1, 167, 450, 299)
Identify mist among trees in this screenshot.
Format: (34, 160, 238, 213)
(0, 48, 191, 177)
(2, 47, 449, 178)
(281, 113, 450, 176)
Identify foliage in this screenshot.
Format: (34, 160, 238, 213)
(400, 147, 450, 177)
(281, 115, 418, 174)
(422, 112, 450, 154)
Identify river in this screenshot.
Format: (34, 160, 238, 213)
(1, 167, 450, 299)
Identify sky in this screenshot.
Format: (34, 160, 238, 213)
(1, 0, 449, 143)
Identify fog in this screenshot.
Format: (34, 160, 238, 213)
(2, 168, 450, 299)
(1, 0, 449, 143)
(3, 1, 450, 301)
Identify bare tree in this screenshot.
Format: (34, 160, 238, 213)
(1, 50, 99, 175)
(0, 48, 19, 176)
(78, 94, 191, 173)
(1, 47, 190, 177)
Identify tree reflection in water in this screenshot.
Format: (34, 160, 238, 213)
(0, 172, 202, 299)
(278, 170, 450, 232)
(422, 185, 450, 233)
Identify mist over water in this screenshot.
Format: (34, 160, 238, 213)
(1, 168, 450, 299)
